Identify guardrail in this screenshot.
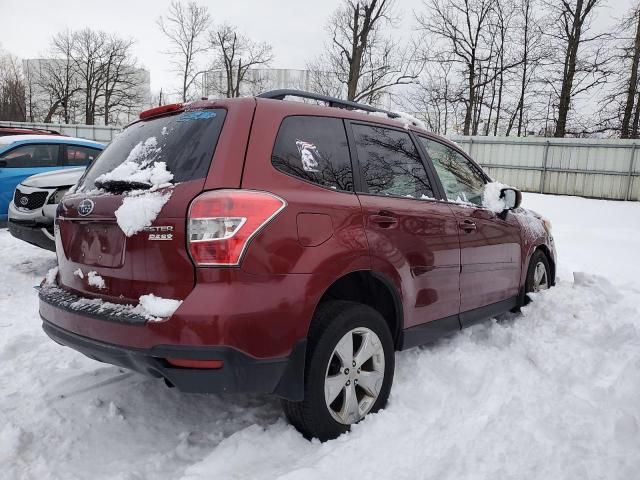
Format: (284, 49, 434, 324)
(451, 136, 639, 201)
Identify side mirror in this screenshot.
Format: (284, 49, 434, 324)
(501, 187, 522, 210)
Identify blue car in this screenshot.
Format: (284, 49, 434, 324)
(0, 135, 104, 221)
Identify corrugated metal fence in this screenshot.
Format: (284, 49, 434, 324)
(0, 120, 119, 143)
(451, 136, 640, 201)
(2, 121, 638, 200)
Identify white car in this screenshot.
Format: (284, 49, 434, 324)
(8, 167, 86, 251)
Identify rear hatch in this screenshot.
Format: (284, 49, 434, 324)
(56, 107, 229, 303)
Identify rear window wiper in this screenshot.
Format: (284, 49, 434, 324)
(94, 179, 153, 193)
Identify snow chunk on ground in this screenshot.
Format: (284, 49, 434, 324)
(115, 190, 172, 237)
(87, 271, 105, 289)
(482, 181, 510, 213)
(138, 294, 182, 320)
(44, 266, 58, 285)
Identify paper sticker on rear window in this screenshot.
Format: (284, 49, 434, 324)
(296, 140, 320, 172)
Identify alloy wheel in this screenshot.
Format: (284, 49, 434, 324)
(533, 261, 549, 292)
(324, 327, 385, 425)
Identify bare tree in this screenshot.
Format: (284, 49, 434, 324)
(0, 51, 26, 121)
(69, 28, 110, 125)
(309, 0, 420, 104)
(101, 35, 143, 125)
(418, 0, 522, 135)
(618, 2, 640, 138)
(544, 0, 610, 137)
(505, 0, 548, 136)
(157, 1, 210, 102)
(208, 24, 273, 98)
(402, 54, 463, 134)
(31, 31, 82, 123)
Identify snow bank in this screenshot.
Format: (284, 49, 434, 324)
(482, 181, 510, 213)
(115, 190, 172, 237)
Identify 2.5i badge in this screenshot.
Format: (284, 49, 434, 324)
(144, 225, 174, 241)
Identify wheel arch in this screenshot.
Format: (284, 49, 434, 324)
(313, 270, 404, 350)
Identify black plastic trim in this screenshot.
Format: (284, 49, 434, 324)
(401, 314, 460, 350)
(258, 89, 401, 119)
(459, 296, 519, 328)
(400, 296, 519, 350)
(42, 320, 307, 400)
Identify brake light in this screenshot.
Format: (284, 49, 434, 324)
(188, 190, 286, 266)
(139, 103, 183, 120)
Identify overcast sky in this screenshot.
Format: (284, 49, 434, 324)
(0, 0, 631, 96)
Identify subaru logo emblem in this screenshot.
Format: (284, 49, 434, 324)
(20, 196, 28, 206)
(77, 199, 95, 216)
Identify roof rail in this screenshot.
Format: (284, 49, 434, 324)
(257, 89, 400, 119)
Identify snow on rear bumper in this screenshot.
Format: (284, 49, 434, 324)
(39, 268, 317, 358)
(39, 285, 151, 325)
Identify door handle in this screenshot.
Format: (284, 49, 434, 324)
(370, 214, 398, 227)
(459, 220, 477, 232)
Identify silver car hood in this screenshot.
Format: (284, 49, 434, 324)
(21, 167, 86, 188)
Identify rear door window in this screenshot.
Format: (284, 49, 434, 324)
(64, 145, 101, 166)
(79, 109, 226, 189)
(352, 124, 435, 199)
(0, 144, 60, 167)
(271, 116, 353, 191)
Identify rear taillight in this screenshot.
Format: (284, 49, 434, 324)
(187, 189, 286, 266)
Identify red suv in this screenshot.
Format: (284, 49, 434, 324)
(39, 90, 556, 441)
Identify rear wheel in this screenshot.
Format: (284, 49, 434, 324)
(524, 250, 551, 302)
(281, 300, 394, 441)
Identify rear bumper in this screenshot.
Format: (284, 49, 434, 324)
(42, 319, 306, 400)
(8, 219, 55, 252)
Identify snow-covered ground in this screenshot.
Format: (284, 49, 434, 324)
(1, 193, 639, 480)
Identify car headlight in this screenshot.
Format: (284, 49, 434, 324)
(542, 217, 552, 234)
(47, 188, 69, 205)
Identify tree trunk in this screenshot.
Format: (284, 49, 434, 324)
(632, 90, 640, 138)
(463, 60, 476, 135)
(621, 9, 640, 138)
(554, 0, 585, 138)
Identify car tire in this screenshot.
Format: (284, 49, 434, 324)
(524, 250, 551, 303)
(281, 300, 395, 441)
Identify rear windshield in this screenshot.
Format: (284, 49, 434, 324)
(79, 109, 226, 189)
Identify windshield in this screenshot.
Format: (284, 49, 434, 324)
(80, 109, 226, 190)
